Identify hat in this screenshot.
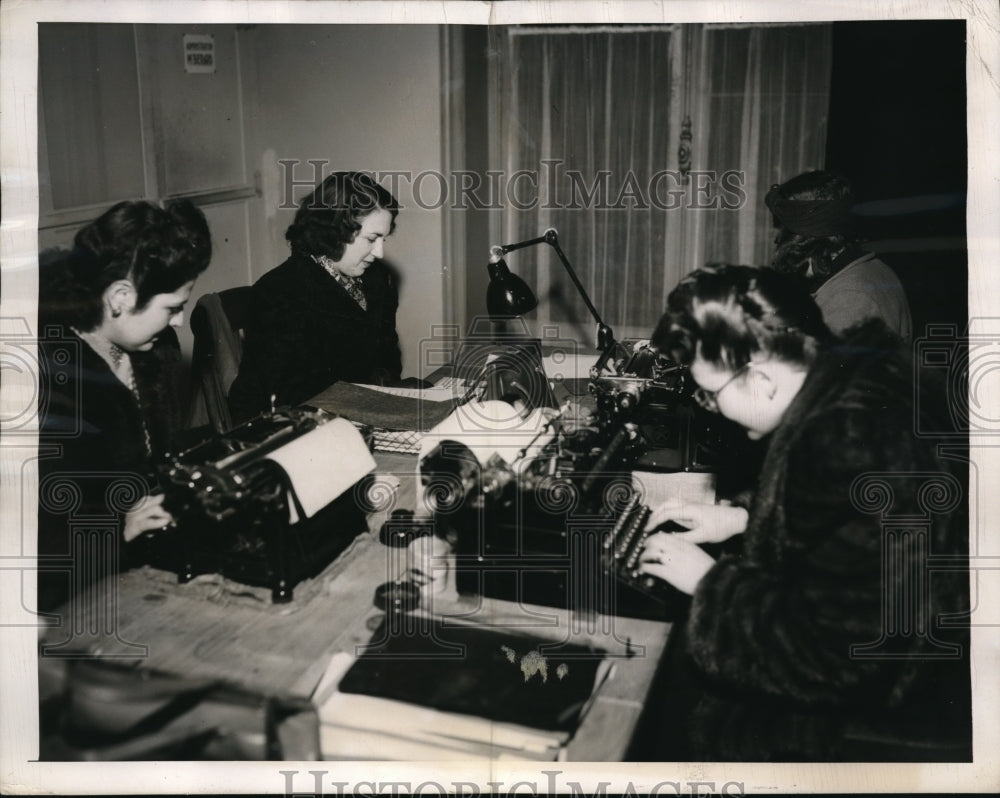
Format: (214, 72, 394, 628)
(765, 183, 856, 237)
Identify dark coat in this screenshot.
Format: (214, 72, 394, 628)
(36, 324, 174, 611)
(227, 253, 402, 424)
(682, 321, 970, 760)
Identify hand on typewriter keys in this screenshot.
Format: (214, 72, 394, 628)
(643, 499, 748, 545)
(638, 533, 716, 596)
(123, 493, 175, 542)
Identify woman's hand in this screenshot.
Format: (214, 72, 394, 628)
(644, 499, 748, 544)
(123, 493, 174, 542)
(638, 532, 716, 595)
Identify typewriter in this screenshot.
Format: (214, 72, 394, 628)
(151, 408, 375, 602)
(397, 338, 727, 621)
(590, 339, 727, 472)
(417, 396, 693, 622)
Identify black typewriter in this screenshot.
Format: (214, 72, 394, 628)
(148, 408, 373, 602)
(418, 409, 691, 621)
(590, 339, 729, 472)
(404, 339, 730, 620)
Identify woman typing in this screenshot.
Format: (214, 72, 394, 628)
(38, 200, 212, 611)
(637, 264, 969, 760)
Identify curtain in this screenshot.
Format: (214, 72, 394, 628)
(495, 23, 832, 339)
(695, 25, 834, 269)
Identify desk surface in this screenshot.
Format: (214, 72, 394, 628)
(40, 452, 672, 761)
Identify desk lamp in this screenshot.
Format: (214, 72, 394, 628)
(486, 228, 615, 351)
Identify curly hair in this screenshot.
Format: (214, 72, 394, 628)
(40, 200, 212, 331)
(765, 170, 862, 283)
(284, 171, 399, 260)
(652, 264, 831, 371)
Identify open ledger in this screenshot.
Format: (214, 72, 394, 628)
(312, 619, 613, 760)
(308, 381, 458, 454)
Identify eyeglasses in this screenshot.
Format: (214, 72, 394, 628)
(692, 361, 755, 413)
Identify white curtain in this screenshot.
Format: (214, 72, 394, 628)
(495, 23, 832, 339)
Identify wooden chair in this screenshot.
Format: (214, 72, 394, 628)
(187, 286, 254, 433)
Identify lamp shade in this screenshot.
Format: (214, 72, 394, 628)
(486, 258, 538, 316)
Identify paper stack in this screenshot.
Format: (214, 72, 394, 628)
(311, 623, 612, 762)
(313, 653, 578, 760)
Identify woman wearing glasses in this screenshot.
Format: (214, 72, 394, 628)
(637, 264, 968, 760)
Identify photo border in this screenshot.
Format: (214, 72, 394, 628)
(2, 0, 998, 793)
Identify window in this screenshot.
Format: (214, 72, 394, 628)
(492, 23, 832, 338)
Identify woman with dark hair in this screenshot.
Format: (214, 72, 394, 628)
(637, 264, 968, 761)
(38, 200, 212, 611)
(766, 170, 912, 341)
(228, 171, 403, 423)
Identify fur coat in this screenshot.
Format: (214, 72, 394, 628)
(683, 321, 970, 760)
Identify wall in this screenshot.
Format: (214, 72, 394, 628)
(249, 25, 446, 377)
(38, 23, 266, 384)
(38, 22, 448, 388)
(137, 24, 267, 366)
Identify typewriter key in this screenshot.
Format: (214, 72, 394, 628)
(373, 580, 420, 613)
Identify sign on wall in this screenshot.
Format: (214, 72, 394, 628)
(183, 33, 215, 73)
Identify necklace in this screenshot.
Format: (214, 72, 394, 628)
(126, 368, 153, 457)
(72, 328, 152, 457)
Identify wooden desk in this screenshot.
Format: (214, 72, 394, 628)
(40, 452, 672, 761)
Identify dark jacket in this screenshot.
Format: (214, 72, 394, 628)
(683, 321, 970, 760)
(36, 324, 174, 612)
(227, 253, 402, 424)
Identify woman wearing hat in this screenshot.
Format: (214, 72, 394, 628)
(765, 170, 912, 341)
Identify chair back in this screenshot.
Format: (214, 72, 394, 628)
(187, 286, 254, 433)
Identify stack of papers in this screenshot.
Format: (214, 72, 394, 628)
(311, 620, 613, 761)
(316, 675, 569, 761)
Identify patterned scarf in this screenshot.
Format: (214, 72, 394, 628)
(314, 255, 367, 311)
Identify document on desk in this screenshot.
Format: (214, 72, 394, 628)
(309, 382, 456, 431)
(361, 384, 459, 402)
(632, 469, 716, 508)
(311, 620, 612, 760)
(418, 401, 557, 468)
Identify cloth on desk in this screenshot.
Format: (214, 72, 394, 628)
(126, 522, 369, 613)
(308, 381, 456, 431)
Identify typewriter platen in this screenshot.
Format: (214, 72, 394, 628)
(149, 408, 375, 602)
